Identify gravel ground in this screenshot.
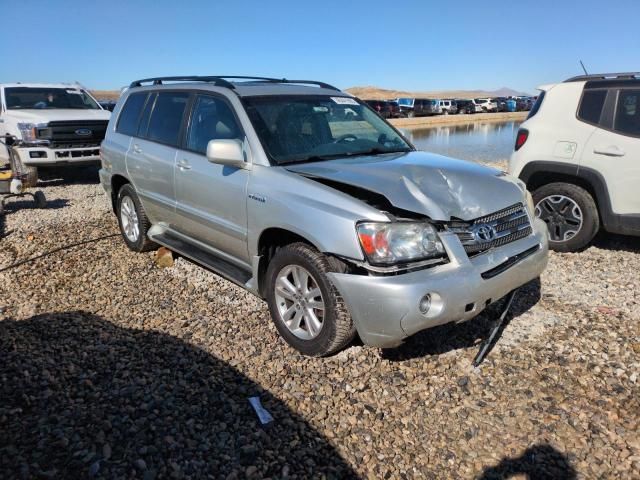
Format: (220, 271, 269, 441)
(0, 166, 638, 479)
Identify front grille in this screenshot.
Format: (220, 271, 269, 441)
(449, 203, 533, 255)
(37, 120, 108, 148)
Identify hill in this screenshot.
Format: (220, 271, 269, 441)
(345, 85, 531, 100)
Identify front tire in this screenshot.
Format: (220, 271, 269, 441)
(116, 184, 157, 252)
(265, 243, 356, 356)
(532, 182, 599, 252)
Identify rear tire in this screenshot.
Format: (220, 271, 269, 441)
(116, 184, 157, 252)
(532, 182, 599, 252)
(23, 166, 38, 188)
(265, 243, 356, 356)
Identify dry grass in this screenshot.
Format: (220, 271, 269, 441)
(345, 86, 506, 100)
(91, 90, 120, 101)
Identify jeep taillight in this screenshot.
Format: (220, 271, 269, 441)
(515, 128, 529, 151)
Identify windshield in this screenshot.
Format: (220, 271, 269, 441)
(4, 87, 101, 110)
(396, 98, 413, 106)
(243, 95, 412, 165)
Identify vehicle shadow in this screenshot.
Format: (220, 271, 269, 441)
(591, 232, 640, 253)
(37, 165, 100, 187)
(477, 443, 577, 479)
(1, 197, 70, 212)
(381, 278, 541, 362)
(0, 311, 357, 479)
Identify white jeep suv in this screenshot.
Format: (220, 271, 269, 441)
(0, 83, 111, 185)
(510, 72, 640, 251)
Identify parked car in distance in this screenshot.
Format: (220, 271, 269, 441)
(0, 83, 111, 186)
(363, 99, 400, 118)
(396, 97, 441, 117)
(475, 98, 498, 112)
(494, 97, 508, 112)
(455, 99, 475, 114)
(101, 75, 549, 356)
(515, 98, 532, 111)
(510, 72, 640, 252)
(439, 99, 458, 114)
(99, 100, 117, 111)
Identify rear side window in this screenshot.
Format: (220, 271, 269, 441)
(527, 91, 545, 119)
(116, 93, 147, 136)
(146, 92, 190, 146)
(577, 89, 607, 125)
(613, 89, 640, 137)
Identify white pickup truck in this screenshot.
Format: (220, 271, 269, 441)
(0, 83, 111, 185)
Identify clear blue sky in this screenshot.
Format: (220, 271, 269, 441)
(1, 0, 638, 93)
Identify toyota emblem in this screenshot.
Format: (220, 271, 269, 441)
(471, 224, 497, 243)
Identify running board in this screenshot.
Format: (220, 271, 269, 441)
(150, 230, 253, 287)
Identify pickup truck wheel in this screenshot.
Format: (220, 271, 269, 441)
(532, 182, 599, 252)
(266, 243, 356, 356)
(23, 166, 38, 188)
(116, 184, 157, 252)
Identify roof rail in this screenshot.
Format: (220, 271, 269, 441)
(564, 72, 640, 82)
(129, 76, 235, 88)
(128, 75, 341, 91)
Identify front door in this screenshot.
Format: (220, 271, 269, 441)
(174, 94, 250, 264)
(582, 87, 640, 216)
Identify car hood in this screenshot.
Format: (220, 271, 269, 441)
(286, 151, 525, 221)
(4, 109, 111, 123)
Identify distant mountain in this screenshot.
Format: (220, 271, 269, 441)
(345, 85, 533, 100)
(490, 87, 531, 97)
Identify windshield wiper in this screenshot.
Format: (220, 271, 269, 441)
(343, 147, 411, 157)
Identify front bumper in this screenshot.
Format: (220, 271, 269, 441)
(17, 146, 101, 167)
(328, 218, 549, 348)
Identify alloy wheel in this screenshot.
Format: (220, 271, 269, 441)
(120, 196, 140, 242)
(274, 265, 325, 340)
(535, 195, 583, 242)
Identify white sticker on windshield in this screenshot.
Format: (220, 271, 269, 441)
(66, 89, 83, 95)
(331, 97, 359, 105)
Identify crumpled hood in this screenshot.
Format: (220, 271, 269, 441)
(286, 151, 525, 221)
(4, 109, 111, 123)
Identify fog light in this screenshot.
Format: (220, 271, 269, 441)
(419, 294, 432, 314)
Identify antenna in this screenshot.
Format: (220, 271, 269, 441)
(579, 60, 589, 76)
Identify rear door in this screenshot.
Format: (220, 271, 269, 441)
(126, 91, 190, 224)
(582, 87, 640, 215)
(174, 93, 250, 264)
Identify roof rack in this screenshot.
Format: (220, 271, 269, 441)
(129, 75, 341, 91)
(129, 76, 235, 88)
(564, 72, 640, 82)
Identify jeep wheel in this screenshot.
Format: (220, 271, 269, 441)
(532, 183, 599, 252)
(116, 184, 157, 252)
(265, 243, 356, 356)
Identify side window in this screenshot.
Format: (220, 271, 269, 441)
(613, 89, 640, 137)
(577, 89, 607, 125)
(116, 93, 147, 136)
(186, 95, 242, 154)
(145, 92, 189, 146)
(136, 92, 156, 137)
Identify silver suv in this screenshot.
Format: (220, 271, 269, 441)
(100, 76, 549, 356)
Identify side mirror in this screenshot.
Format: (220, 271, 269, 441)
(206, 139, 247, 168)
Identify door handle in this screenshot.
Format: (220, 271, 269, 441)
(593, 145, 625, 157)
(177, 159, 192, 171)
(132, 144, 142, 154)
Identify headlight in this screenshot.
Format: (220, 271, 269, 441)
(525, 190, 535, 216)
(17, 123, 39, 143)
(356, 222, 445, 265)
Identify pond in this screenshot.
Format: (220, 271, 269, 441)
(403, 120, 522, 165)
